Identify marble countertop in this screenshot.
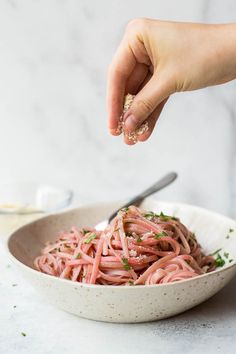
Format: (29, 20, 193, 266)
(1, 239, 236, 354)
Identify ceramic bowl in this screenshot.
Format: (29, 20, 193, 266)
(6, 199, 236, 323)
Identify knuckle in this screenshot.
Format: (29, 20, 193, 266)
(135, 99, 154, 115)
(125, 17, 149, 33)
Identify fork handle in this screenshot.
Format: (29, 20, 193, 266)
(108, 172, 177, 223)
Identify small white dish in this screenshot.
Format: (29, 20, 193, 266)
(6, 199, 236, 323)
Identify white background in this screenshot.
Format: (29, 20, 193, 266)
(0, 0, 235, 216)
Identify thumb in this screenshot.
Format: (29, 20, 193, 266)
(124, 73, 172, 132)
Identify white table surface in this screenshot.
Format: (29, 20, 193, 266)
(1, 241, 236, 354)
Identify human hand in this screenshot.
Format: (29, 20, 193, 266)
(107, 19, 236, 144)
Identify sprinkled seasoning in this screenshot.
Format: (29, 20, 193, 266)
(117, 94, 149, 143)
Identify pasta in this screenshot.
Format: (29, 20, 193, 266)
(34, 206, 217, 285)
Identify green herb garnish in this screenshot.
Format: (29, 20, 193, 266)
(226, 235, 230, 239)
(128, 281, 134, 285)
(210, 248, 222, 256)
(12, 284, 18, 287)
(229, 259, 234, 263)
(144, 211, 158, 220)
(121, 207, 129, 212)
(215, 254, 225, 267)
(84, 233, 96, 244)
(76, 253, 81, 259)
(229, 228, 234, 233)
(154, 231, 167, 239)
(136, 236, 142, 243)
(159, 211, 170, 221)
(224, 252, 229, 259)
(82, 229, 90, 235)
(144, 211, 178, 221)
(21, 332, 26, 337)
(121, 258, 131, 270)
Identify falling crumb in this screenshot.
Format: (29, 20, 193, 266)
(117, 94, 149, 143)
(12, 284, 18, 287)
(21, 332, 26, 337)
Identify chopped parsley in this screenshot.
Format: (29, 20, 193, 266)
(159, 211, 170, 221)
(84, 233, 96, 244)
(121, 207, 129, 212)
(210, 248, 222, 256)
(159, 211, 178, 221)
(21, 332, 26, 337)
(224, 252, 229, 259)
(121, 258, 131, 270)
(215, 254, 225, 267)
(136, 236, 142, 243)
(144, 211, 159, 220)
(128, 281, 134, 285)
(82, 229, 90, 235)
(229, 259, 234, 263)
(12, 284, 18, 287)
(144, 211, 178, 221)
(229, 228, 234, 233)
(226, 235, 230, 239)
(154, 231, 167, 239)
(76, 252, 81, 259)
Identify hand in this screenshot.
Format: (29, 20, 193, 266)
(107, 19, 236, 144)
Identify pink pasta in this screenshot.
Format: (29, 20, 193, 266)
(34, 206, 216, 285)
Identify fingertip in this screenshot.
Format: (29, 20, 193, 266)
(137, 132, 151, 142)
(124, 135, 136, 146)
(109, 128, 120, 136)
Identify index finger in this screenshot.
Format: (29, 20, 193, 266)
(106, 36, 136, 135)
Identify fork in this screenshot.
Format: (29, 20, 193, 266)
(95, 172, 177, 230)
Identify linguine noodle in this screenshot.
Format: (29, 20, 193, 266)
(34, 206, 216, 285)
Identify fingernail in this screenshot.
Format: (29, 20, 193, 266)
(124, 114, 137, 132)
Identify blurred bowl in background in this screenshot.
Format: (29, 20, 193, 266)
(0, 181, 73, 236)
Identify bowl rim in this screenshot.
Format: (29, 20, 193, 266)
(6, 200, 236, 290)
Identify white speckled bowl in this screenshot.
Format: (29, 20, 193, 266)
(7, 200, 236, 323)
